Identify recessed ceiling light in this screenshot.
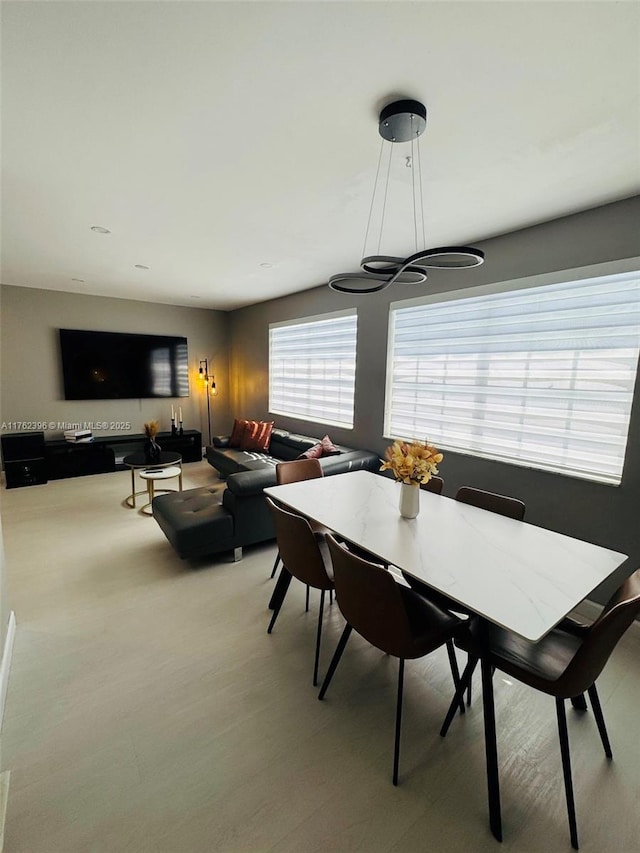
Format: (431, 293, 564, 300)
(259, 262, 273, 268)
(189, 295, 201, 300)
(90, 225, 111, 234)
(71, 278, 85, 283)
(134, 264, 150, 270)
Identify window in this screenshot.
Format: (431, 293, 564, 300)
(269, 310, 357, 428)
(385, 265, 640, 484)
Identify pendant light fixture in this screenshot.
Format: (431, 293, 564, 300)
(328, 99, 484, 294)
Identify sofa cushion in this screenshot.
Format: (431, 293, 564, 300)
(241, 455, 279, 471)
(240, 420, 274, 452)
(270, 432, 317, 461)
(204, 445, 275, 479)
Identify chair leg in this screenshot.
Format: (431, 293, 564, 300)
(318, 624, 353, 700)
(270, 551, 281, 579)
(587, 684, 613, 759)
(466, 659, 494, 707)
(570, 693, 588, 711)
(440, 655, 479, 737)
(393, 658, 405, 786)
(445, 640, 466, 716)
(267, 568, 292, 634)
(305, 585, 310, 612)
(556, 697, 579, 850)
(268, 567, 292, 610)
(313, 590, 326, 687)
(480, 654, 503, 842)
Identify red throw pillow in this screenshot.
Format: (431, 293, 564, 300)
(320, 435, 341, 456)
(240, 420, 274, 452)
(229, 418, 249, 447)
(298, 443, 323, 459)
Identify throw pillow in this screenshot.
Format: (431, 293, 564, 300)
(297, 435, 342, 459)
(298, 443, 323, 459)
(229, 418, 249, 447)
(320, 435, 341, 456)
(240, 420, 274, 452)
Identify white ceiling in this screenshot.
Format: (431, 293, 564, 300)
(2, 1, 639, 311)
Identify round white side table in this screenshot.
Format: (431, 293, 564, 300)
(138, 465, 183, 515)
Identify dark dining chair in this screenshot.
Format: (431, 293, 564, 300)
(440, 568, 640, 850)
(270, 458, 325, 590)
(404, 485, 526, 704)
(455, 485, 525, 521)
(421, 475, 444, 495)
(319, 534, 464, 785)
(265, 495, 334, 686)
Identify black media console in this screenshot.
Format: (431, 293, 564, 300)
(1, 431, 48, 488)
(2, 430, 202, 486)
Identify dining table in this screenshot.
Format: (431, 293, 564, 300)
(264, 469, 629, 842)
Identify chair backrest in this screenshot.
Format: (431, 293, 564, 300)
(276, 458, 323, 486)
(455, 486, 525, 521)
(326, 534, 416, 657)
(561, 568, 640, 695)
(421, 475, 444, 495)
(265, 496, 332, 590)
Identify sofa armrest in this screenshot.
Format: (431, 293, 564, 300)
(319, 449, 380, 475)
(212, 435, 230, 448)
(226, 466, 278, 497)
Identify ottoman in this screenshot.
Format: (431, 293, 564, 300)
(152, 487, 240, 560)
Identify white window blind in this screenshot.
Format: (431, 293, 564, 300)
(269, 310, 357, 428)
(385, 270, 640, 484)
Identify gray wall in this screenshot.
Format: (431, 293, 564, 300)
(1, 199, 639, 606)
(0, 289, 8, 661)
(0, 286, 232, 442)
(0, 285, 232, 696)
(228, 195, 640, 603)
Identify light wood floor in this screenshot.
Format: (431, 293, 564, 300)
(1, 461, 639, 852)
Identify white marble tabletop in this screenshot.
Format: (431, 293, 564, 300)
(265, 470, 628, 642)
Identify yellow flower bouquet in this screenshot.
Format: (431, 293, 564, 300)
(380, 439, 443, 485)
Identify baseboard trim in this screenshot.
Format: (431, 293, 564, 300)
(0, 612, 16, 732)
(0, 770, 9, 852)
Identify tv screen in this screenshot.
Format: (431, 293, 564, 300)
(59, 329, 189, 400)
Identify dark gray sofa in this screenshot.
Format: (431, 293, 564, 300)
(152, 427, 379, 560)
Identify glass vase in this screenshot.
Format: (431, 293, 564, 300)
(144, 438, 161, 464)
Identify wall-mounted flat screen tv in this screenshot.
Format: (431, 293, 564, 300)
(59, 329, 189, 399)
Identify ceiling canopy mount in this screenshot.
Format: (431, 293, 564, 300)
(378, 99, 427, 142)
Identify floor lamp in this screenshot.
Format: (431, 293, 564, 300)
(198, 359, 217, 445)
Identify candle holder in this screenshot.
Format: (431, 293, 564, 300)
(171, 419, 177, 436)
(179, 422, 184, 436)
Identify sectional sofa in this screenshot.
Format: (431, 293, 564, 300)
(152, 426, 379, 560)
